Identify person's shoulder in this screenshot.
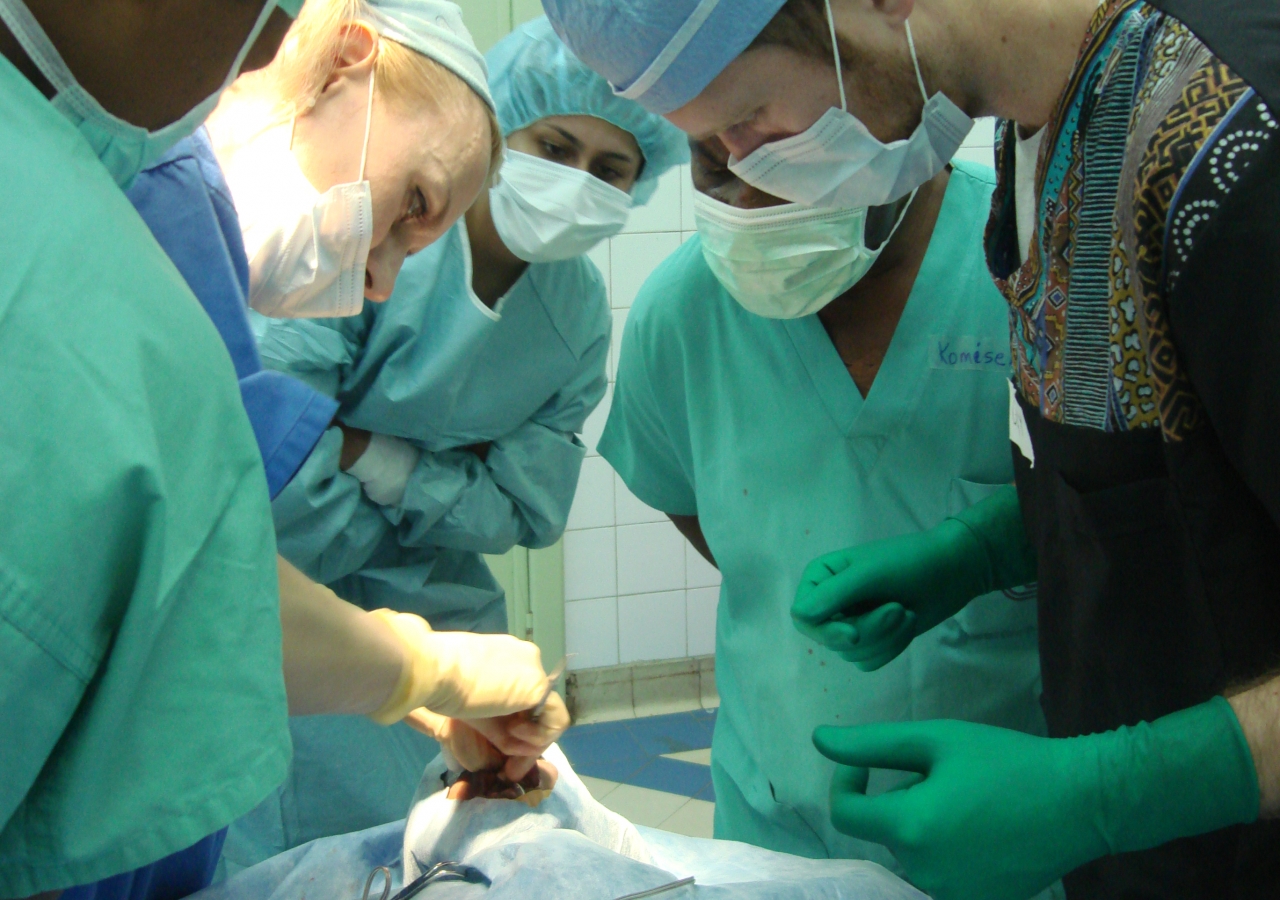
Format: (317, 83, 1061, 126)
(627, 236, 725, 338)
(525, 255, 612, 359)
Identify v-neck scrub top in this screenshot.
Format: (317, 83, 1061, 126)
(600, 162, 1046, 868)
(0, 58, 288, 896)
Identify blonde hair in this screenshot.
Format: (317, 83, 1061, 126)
(268, 0, 503, 179)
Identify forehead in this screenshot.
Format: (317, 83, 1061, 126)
(668, 45, 825, 139)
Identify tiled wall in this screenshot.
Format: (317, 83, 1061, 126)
(563, 122, 1000, 673)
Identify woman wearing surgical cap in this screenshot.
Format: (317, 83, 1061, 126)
(104, 1, 570, 893)
(208, 0, 503, 317)
(218, 16, 688, 871)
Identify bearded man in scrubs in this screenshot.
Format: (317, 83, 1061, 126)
(547, 1, 1280, 899)
(599, 126, 1053, 889)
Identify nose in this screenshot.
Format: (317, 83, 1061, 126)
(718, 125, 771, 163)
(364, 239, 409, 303)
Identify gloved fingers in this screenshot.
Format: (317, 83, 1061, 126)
(831, 764, 871, 796)
(464, 715, 549, 758)
(795, 617, 859, 652)
(793, 563, 893, 628)
(829, 773, 910, 845)
(507, 692, 570, 747)
(812, 723, 937, 774)
(837, 609, 917, 670)
(500, 754, 538, 783)
(797, 550, 857, 594)
(405, 710, 506, 772)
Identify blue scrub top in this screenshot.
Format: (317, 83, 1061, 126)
(126, 129, 337, 499)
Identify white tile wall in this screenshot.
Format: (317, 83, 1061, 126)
(564, 129, 1001, 671)
(618, 590, 688, 663)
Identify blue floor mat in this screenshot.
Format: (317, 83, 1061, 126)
(559, 709, 716, 801)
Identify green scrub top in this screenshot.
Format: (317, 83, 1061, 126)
(600, 162, 1047, 869)
(0, 59, 289, 896)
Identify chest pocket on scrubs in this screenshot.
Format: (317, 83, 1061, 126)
(948, 477, 1039, 637)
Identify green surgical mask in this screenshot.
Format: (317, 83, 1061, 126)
(693, 190, 914, 319)
(0, 0, 278, 188)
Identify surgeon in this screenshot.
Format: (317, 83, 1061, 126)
(216, 16, 688, 870)
(0, 2, 562, 898)
(0, 1, 293, 897)
(546, 0, 1280, 898)
(599, 126, 1053, 886)
(207, 0, 503, 318)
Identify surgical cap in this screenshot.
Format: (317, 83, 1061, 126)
(542, 0, 787, 116)
(363, 0, 494, 112)
(486, 17, 688, 204)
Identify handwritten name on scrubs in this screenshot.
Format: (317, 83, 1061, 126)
(930, 336, 1009, 371)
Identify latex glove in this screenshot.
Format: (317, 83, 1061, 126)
(367, 609, 557, 722)
(406, 698, 570, 783)
(792, 484, 1035, 670)
(814, 697, 1260, 900)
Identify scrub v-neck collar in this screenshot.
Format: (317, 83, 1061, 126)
(782, 173, 973, 455)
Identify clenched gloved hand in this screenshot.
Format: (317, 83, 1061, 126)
(792, 484, 1035, 670)
(814, 697, 1260, 900)
(367, 609, 562, 723)
(406, 707, 567, 783)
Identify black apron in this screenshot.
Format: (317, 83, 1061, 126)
(1012, 393, 1280, 898)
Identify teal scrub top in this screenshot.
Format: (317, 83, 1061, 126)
(222, 221, 610, 874)
(0, 60, 289, 896)
(255, 221, 609, 633)
(600, 162, 1047, 868)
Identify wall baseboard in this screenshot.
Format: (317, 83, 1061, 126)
(566, 656, 717, 724)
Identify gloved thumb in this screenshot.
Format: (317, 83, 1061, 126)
(813, 723, 936, 774)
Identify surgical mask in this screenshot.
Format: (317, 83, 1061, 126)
(727, 0, 972, 209)
(694, 190, 914, 319)
(489, 150, 633, 262)
(224, 72, 376, 319)
(0, 0, 277, 189)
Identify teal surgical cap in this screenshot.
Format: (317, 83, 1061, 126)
(278, 0, 304, 17)
(487, 17, 688, 204)
(365, 0, 494, 111)
(541, 0, 788, 116)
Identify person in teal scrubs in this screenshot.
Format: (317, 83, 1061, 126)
(0, 2, 293, 896)
(219, 18, 688, 872)
(599, 138, 1055, 893)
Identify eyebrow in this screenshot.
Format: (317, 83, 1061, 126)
(547, 124, 585, 152)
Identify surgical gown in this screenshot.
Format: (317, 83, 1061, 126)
(0, 57, 288, 897)
(221, 220, 609, 872)
(126, 129, 337, 500)
(600, 162, 1047, 869)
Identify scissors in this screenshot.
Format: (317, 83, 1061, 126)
(529, 655, 569, 722)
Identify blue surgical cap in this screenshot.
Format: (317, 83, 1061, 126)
(365, 0, 494, 111)
(542, 0, 787, 116)
(487, 17, 688, 204)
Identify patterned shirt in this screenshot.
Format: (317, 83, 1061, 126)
(986, 0, 1277, 440)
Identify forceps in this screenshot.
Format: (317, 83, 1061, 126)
(360, 861, 491, 900)
(530, 655, 570, 722)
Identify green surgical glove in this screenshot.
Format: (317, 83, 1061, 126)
(814, 697, 1260, 900)
(792, 484, 1035, 670)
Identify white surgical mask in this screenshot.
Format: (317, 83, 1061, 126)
(489, 150, 633, 262)
(0, 0, 277, 189)
(694, 190, 914, 319)
(727, 1, 972, 209)
(224, 71, 376, 318)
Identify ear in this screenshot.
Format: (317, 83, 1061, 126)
(322, 21, 378, 92)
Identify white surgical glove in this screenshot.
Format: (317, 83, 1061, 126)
(346, 431, 420, 506)
(367, 609, 558, 722)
